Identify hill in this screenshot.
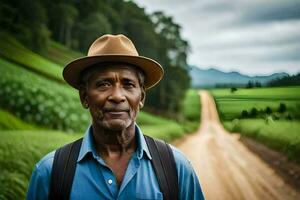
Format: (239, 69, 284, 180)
(190, 66, 288, 88)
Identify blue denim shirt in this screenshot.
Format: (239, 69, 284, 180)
(26, 125, 205, 200)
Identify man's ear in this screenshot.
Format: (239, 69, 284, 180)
(79, 86, 89, 109)
(139, 88, 146, 109)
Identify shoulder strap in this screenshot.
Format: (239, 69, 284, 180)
(48, 136, 179, 200)
(48, 138, 83, 200)
(144, 135, 179, 200)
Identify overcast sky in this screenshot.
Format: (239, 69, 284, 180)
(136, 0, 300, 75)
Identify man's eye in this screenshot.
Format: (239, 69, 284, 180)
(124, 82, 135, 88)
(96, 82, 110, 88)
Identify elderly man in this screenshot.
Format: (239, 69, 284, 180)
(26, 34, 205, 200)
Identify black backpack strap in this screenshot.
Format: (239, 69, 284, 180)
(48, 138, 83, 200)
(144, 135, 179, 200)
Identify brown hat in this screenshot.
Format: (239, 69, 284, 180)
(63, 34, 164, 90)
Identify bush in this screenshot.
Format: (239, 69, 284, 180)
(265, 106, 272, 115)
(286, 114, 293, 121)
(230, 87, 237, 93)
(278, 103, 287, 113)
(241, 110, 248, 118)
(250, 107, 258, 117)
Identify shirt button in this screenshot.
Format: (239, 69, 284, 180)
(108, 179, 113, 185)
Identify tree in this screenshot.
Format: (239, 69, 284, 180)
(250, 107, 258, 117)
(145, 11, 190, 115)
(75, 12, 112, 51)
(0, 0, 50, 52)
(241, 110, 248, 118)
(265, 106, 272, 115)
(255, 81, 262, 87)
(231, 87, 237, 93)
(278, 103, 287, 113)
(246, 81, 253, 88)
(57, 3, 78, 48)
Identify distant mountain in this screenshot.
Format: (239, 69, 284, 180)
(189, 66, 289, 88)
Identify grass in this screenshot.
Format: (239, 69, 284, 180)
(211, 87, 300, 163)
(0, 110, 36, 130)
(43, 41, 84, 66)
(137, 112, 185, 141)
(182, 90, 201, 122)
(0, 130, 81, 200)
(181, 89, 201, 133)
(224, 119, 300, 163)
(0, 32, 64, 82)
(139, 89, 201, 140)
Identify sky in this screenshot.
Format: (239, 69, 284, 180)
(136, 0, 300, 75)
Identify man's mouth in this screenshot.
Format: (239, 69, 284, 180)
(104, 109, 129, 112)
(106, 110, 127, 114)
(103, 108, 130, 116)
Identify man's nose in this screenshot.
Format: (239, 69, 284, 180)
(108, 86, 126, 103)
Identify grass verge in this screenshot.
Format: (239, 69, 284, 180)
(224, 119, 300, 163)
(0, 130, 80, 200)
(181, 89, 201, 133)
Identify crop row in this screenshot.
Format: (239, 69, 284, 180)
(0, 58, 90, 132)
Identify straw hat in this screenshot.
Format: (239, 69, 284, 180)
(63, 34, 164, 90)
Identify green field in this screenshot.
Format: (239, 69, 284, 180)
(0, 33, 64, 83)
(0, 110, 37, 130)
(211, 87, 300, 163)
(211, 87, 300, 120)
(44, 41, 84, 66)
(0, 130, 81, 200)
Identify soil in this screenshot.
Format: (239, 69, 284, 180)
(174, 91, 300, 200)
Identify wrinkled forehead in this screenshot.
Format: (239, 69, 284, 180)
(80, 62, 141, 83)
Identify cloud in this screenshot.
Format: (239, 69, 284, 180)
(196, 20, 300, 48)
(136, 0, 300, 75)
(237, 0, 300, 25)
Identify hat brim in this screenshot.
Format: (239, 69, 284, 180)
(63, 55, 164, 90)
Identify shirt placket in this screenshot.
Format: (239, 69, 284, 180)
(117, 154, 140, 199)
(94, 155, 119, 199)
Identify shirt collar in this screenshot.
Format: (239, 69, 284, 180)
(77, 125, 98, 162)
(77, 124, 152, 162)
(135, 125, 152, 160)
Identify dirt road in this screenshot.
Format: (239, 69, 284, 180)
(175, 91, 300, 200)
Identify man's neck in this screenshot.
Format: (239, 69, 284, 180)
(92, 123, 137, 159)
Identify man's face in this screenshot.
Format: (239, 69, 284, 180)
(80, 65, 145, 131)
